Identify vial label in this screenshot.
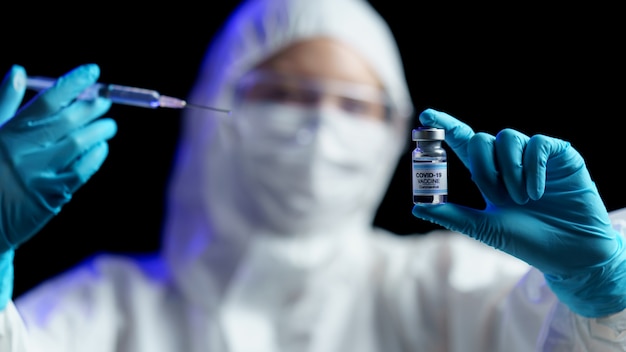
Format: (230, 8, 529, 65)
(412, 161, 447, 204)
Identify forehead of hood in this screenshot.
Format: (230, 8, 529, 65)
(186, 0, 413, 120)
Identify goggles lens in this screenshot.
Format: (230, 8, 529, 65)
(235, 71, 392, 121)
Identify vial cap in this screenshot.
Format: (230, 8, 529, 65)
(412, 127, 445, 141)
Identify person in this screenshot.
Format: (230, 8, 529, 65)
(1, 0, 626, 351)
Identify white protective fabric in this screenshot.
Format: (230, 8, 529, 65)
(1, 0, 626, 351)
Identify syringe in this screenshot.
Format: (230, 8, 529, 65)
(26, 76, 231, 114)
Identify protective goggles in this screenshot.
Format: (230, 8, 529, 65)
(234, 70, 393, 122)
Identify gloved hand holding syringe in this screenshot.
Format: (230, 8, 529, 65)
(26, 76, 231, 114)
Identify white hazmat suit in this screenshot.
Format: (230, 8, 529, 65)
(2, 0, 626, 351)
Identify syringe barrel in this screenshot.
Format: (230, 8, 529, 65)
(103, 84, 160, 108)
(26, 77, 162, 108)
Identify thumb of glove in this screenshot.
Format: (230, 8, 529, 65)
(0, 66, 27, 126)
(412, 203, 493, 241)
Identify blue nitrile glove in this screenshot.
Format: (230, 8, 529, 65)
(412, 108, 626, 318)
(0, 250, 13, 309)
(0, 64, 117, 309)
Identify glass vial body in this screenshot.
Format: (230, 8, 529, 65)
(412, 127, 447, 205)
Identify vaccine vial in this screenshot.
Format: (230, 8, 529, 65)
(412, 127, 447, 205)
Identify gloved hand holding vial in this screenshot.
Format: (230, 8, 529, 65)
(413, 108, 626, 318)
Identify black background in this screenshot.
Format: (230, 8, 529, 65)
(1, 2, 624, 298)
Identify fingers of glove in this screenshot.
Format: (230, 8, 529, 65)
(418, 108, 475, 169)
(16, 64, 100, 122)
(41, 142, 111, 201)
(47, 118, 117, 175)
(523, 134, 574, 200)
(0, 65, 27, 126)
(20, 97, 112, 143)
(494, 129, 531, 204)
(68, 141, 110, 192)
(467, 132, 510, 205)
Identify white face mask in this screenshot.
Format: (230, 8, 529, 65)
(228, 102, 402, 236)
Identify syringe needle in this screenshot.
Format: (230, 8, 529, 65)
(185, 103, 232, 114)
(158, 95, 231, 114)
